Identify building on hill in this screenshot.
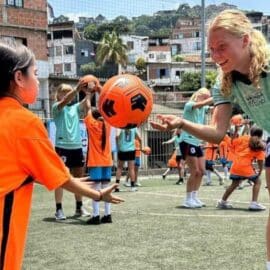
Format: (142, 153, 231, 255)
(0, 0, 50, 119)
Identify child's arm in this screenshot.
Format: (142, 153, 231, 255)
(162, 137, 175, 145)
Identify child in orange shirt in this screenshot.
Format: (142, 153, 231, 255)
(217, 126, 265, 211)
(204, 143, 223, 185)
(0, 40, 123, 270)
(84, 91, 114, 224)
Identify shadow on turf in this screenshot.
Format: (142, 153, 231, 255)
(42, 216, 91, 225)
(175, 206, 262, 212)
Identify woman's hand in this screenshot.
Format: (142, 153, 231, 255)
(100, 184, 125, 204)
(150, 114, 183, 131)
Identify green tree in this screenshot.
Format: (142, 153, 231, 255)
(96, 31, 128, 75)
(179, 70, 218, 91)
(83, 24, 100, 41)
(135, 57, 146, 78)
(173, 54, 184, 62)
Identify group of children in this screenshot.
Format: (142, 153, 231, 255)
(161, 112, 267, 211)
(52, 77, 150, 224)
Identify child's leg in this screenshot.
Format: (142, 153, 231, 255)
(251, 178, 261, 202)
(162, 168, 171, 178)
(116, 160, 124, 184)
(213, 168, 223, 180)
(222, 180, 240, 201)
(102, 182, 111, 216)
(92, 182, 101, 217)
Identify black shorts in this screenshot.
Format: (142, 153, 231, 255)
(265, 156, 270, 168)
(179, 141, 203, 160)
(55, 147, 84, 168)
(205, 160, 214, 171)
(176, 155, 182, 162)
(118, 151, 136, 161)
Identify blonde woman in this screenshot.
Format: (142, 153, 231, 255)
(150, 9, 270, 268)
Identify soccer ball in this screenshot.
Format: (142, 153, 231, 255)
(98, 74, 153, 128)
(79, 75, 101, 92)
(142, 146, 151, 155)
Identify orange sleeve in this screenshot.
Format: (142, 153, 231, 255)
(16, 118, 70, 190)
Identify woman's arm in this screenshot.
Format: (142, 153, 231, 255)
(151, 103, 232, 144)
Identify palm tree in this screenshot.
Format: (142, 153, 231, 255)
(96, 31, 128, 75)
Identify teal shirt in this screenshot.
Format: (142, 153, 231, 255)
(52, 102, 82, 149)
(118, 128, 137, 152)
(212, 71, 270, 133)
(174, 135, 182, 156)
(180, 101, 209, 146)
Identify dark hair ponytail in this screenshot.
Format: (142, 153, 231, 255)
(92, 109, 106, 151)
(0, 40, 35, 96)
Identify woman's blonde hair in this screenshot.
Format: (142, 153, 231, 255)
(190, 87, 210, 101)
(208, 9, 270, 96)
(55, 83, 73, 101)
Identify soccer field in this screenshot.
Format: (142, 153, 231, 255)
(23, 175, 269, 270)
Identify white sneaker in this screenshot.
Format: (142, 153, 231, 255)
(130, 187, 138, 192)
(55, 209, 66, 221)
(216, 200, 233, 209)
(248, 202, 266, 211)
(182, 199, 201, 208)
(193, 197, 206, 207)
(124, 182, 131, 187)
(135, 181, 141, 187)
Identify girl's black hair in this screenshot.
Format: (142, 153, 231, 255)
(249, 126, 265, 151)
(92, 109, 106, 151)
(0, 40, 35, 96)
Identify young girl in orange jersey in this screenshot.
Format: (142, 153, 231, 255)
(204, 143, 223, 185)
(0, 40, 123, 270)
(217, 126, 265, 211)
(84, 91, 114, 225)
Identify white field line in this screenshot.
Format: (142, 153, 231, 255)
(84, 191, 270, 219)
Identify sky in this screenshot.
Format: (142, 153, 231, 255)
(48, 0, 270, 21)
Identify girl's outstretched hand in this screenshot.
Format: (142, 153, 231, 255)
(150, 114, 183, 131)
(100, 184, 125, 204)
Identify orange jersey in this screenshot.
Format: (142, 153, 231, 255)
(0, 97, 70, 270)
(219, 135, 230, 159)
(230, 135, 265, 177)
(204, 143, 218, 161)
(84, 114, 113, 167)
(135, 139, 141, 158)
(168, 151, 177, 168)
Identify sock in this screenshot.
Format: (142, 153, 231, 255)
(56, 203, 62, 211)
(76, 201, 82, 210)
(92, 182, 101, 217)
(116, 179, 120, 184)
(186, 192, 192, 200)
(206, 170, 211, 183)
(92, 200, 100, 217)
(224, 167, 228, 179)
(191, 191, 198, 200)
(131, 181, 135, 187)
(267, 262, 270, 270)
